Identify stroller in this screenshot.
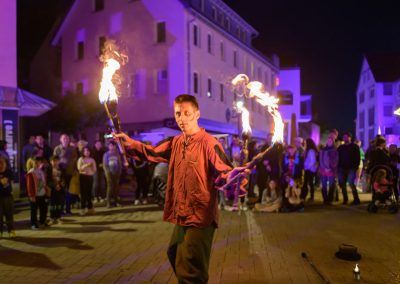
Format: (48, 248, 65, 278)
(367, 165, 398, 214)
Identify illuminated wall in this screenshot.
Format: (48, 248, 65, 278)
(0, 0, 17, 87)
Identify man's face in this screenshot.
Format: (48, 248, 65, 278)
(35, 136, 44, 146)
(174, 102, 199, 135)
(95, 141, 102, 150)
(343, 134, 351, 144)
(60, 135, 70, 147)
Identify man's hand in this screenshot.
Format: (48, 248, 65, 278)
(113, 132, 134, 147)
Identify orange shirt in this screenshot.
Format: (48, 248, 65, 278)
(127, 128, 233, 227)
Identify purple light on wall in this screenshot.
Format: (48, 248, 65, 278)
(110, 12, 122, 35)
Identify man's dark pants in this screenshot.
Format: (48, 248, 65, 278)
(338, 168, 360, 203)
(167, 224, 215, 283)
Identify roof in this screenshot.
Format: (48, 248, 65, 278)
(365, 53, 400, 82)
(0, 86, 56, 117)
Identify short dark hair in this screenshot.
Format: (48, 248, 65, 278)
(343, 132, 352, 138)
(174, 94, 199, 110)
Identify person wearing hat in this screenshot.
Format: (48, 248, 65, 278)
(337, 132, 361, 205)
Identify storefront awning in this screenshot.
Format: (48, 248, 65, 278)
(0, 86, 56, 116)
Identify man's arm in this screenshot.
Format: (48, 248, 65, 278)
(115, 132, 173, 163)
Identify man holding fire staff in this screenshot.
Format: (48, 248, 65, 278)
(115, 94, 248, 283)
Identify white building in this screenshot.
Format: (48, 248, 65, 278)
(51, 0, 281, 141)
(356, 54, 400, 148)
(277, 67, 314, 145)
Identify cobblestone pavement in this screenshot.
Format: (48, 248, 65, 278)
(1, 189, 399, 284)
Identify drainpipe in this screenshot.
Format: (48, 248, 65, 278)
(187, 17, 195, 94)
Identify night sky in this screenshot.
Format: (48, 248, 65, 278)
(18, 0, 400, 134)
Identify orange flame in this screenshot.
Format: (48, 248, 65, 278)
(236, 101, 251, 134)
(232, 74, 284, 143)
(98, 58, 120, 104)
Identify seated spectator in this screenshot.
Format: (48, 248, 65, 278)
(254, 180, 282, 212)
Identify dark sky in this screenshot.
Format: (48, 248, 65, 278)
(223, 0, 400, 133)
(18, 0, 400, 133)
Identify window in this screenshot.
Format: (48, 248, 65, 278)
(200, 0, 205, 11)
(77, 41, 84, 60)
(358, 91, 364, 104)
(301, 101, 308, 115)
(383, 84, 393, 96)
(225, 17, 231, 31)
(212, 7, 217, 21)
(358, 131, 364, 143)
(219, 83, 224, 102)
(368, 128, 374, 142)
(93, 0, 104, 12)
(220, 42, 225, 61)
(155, 69, 168, 95)
(368, 107, 374, 126)
(156, 22, 166, 43)
(385, 127, 393, 135)
(76, 82, 84, 95)
(271, 74, 275, 90)
(369, 88, 374, 98)
(233, 51, 238, 68)
(250, 62, 254, 77)
(207, 34, 213, 54)
(264, 71, 269, 87)
(193, 24, 199, 47)
(193, 72, 199, 94)
(384, 105, 393, 117)
(207, 79, 212, 97)
(277, 91, 293, 105)
(98, 36, 106, 55)
(359, 111, 365, 128)
(257, 67, 262, 81)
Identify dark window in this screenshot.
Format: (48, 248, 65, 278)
(207, 34, 212, 54)
(369, 88, 375, 98)
(359, 131, 364, 143)
(193, 25, 199, 46)
(220, 83, 224, 102)
(385, 127, 393, 135)
(359, 111, 365, 128)
(384, 105, 392, 116)
(368, 108, 374, 126)
(77, 41, 84, 60)
(277, 91, 293, 105)
(359, 91, 364, 103)
(233, 51, 237, 68)
(301, 101, 308, 115)
(220, 42, 224, 61)
(207, 78, 212, 97)
(99, 36, 106, 55)
(193, 73, 199, 94)
(76, 82, 84, 95)
(156, 22, 166, 43)
(383, 84, 393, 96)
(94, 0, 104, 11)
(368, 128, 374, 141)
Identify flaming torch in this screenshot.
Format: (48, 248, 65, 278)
(98, 40, 129, 166)
(395, 107, 400, 116)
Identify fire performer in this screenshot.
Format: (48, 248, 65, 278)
(114, 94, 248, 283)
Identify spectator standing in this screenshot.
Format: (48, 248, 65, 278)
(337, 132, 361, 205)
(48, 156, 66, 224)
(302, 138, 319, 201)
(0, 156, 15, 237)
(319, 136, 338, 203)
(26, 157, 50, 229)
(77, 146, 97, 215)
(389, 144, 400, 201)
(103, 141, 122, 208)
(53, 134, 78, 214)
(132, 158, 150, 205)
(92, 140, 106, 203)
(35, 135, 53, 162)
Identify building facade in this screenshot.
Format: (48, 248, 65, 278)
(277, 67, 313, 144)
(52, 0, 281, 141)
(356, 54, 400, 148)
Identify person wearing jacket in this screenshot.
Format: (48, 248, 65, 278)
(115, 94, 244, 283)
(26, 157, 50, 229)
(337, 132, 361, 205)
(301, 138, 319, 201)
(319, 136, 338, 204)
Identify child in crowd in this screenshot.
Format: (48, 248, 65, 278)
(254, 180, 282, 212)
(372, 169, 391, 205)
(26, 157, 50, 229)
(48, 156, 66, 223)
(77, 146, 97, 215)
(0, 156, 15, 237)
